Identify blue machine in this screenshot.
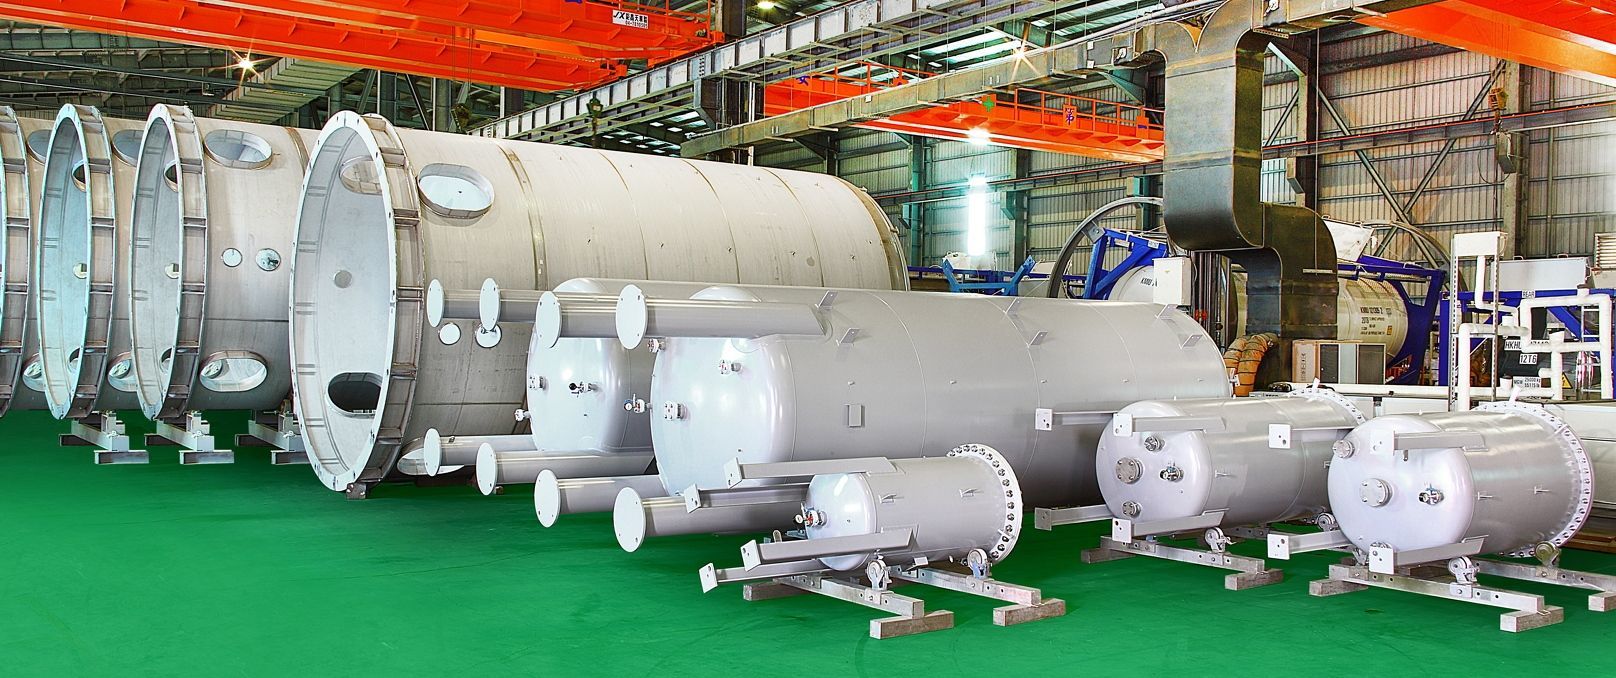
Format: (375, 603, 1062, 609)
(1081, 230, 1171, 300)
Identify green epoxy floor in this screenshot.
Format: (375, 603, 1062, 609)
(4, 409, 1616, 675)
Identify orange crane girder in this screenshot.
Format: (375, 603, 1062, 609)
(1363, 0, 1616, 87)
(0, 0, 626, 90)
(201, 0, 719, 63)
(765, 72, 1165, 164)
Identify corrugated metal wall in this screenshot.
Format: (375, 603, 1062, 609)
(757, 31, 1615, 275)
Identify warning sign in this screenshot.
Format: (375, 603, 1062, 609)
(612, 10, 650, 29)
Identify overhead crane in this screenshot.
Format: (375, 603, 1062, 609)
(0, 0, 720, 90)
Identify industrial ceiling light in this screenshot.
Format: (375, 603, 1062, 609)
(757, 0, 777, 9)
(966, 175, 989, 257)
(966, 127, 991, 146)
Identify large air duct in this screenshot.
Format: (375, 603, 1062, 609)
(290, 112, 907, 493)
(125, 106, 319, 429)
(0, 107, 50, 415)
(34, 105, 144, 419)
(1120, 3, 1338, 380)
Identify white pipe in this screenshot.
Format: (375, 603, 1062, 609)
(533, 291, 618, 349)
(1516, 292, 1613, 400)
(423, 431, 533, 476)
(474, 445, 654, 496)
(425, 280, 480, 328)
(615, 284, 826, 349)
(613, 487, 802, 552)
(477, 279, 543, 330)
(533, 471, 667, 527)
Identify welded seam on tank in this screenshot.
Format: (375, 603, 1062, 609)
(681, 160, 743, 284)
(872, 293, 929, 451)
(597, 153, 655, 284)
(757, 168, 829, 287)
(998, 296, 1042, 467)
(496, 145, 549, 291)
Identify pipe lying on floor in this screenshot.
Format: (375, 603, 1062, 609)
(474, 445, 653, 496)
(533, 471, 667, 527)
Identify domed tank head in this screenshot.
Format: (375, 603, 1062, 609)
(646, 286, 795, 495)
(1095, 400, 1216, 522)
(802, 471, 879, 571)
(1327, 414, 1477, 554)
(524, 278, 648, 453)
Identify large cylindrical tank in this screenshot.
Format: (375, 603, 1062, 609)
(0, 108, 51, 415)
(125, 105, 319, 420)
(523, 278, 711, 455)
(802, 444, 1023, 571)
(1108, 267, 1408, 350)
(289, 112, 907, 492)
(1095, 388, 1364, 527)
(640, 286, 1231, 507)
(1329, 402, 1594, 558)
(34, 105, 143, 418)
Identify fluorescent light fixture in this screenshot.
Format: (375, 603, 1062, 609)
(966, 175, 989, 257)
(757, 0, 777, 9)
(966, 127, 991, 146)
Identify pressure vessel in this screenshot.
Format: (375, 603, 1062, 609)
(798, 444, 1023, 571)
(290, 112, 907, 492)
(34, 104, 142, 418)
(0, 107, 50, 414)
(1328, 401, 1594, 558)
(125, 105, 320, 420)
(1109, 267, 1408, 350)
(1095, 388, 1365, 527)
(633, 285, 1231, 507)
(522, 279, 711, 455)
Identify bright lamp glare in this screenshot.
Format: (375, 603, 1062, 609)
(966, 176, 989, 257)
(757, 0, 776, 9)
(966, 127, 991, 146)
(236, 56, 256, 72)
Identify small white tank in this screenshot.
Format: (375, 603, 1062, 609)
(523, 278, 710, 454)
(800, 444, 1023, 571)
(1095, 388, 1364, 527)
(1328, 402, 1594, 558)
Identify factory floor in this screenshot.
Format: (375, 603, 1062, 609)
(5, 409, 1616, 675)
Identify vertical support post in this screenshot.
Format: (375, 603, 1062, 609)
(1497, 62, 1531, 258)
(378, 71, 398, 120)
(431, 78, 455, 132)
(1008, 148, 1032, 265)
(499, 87, 527, 118)
(904, 135, 929, 267)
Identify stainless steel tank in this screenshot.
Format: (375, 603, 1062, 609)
(1109, 267, 1409, 348)
(289, 111, 907, 492)
(1095, 388, 1365, 527)
(631, 285, 1231, 507)
(0, 107, 50, 414)
(1328, 401, 1594, 558)
(125, 105, 319, 420)
(34, 104, 143, 418)
(789, 444, 1024, 572)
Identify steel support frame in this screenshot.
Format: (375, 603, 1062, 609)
(59, 413, 149, 465)
(1307, 560, 1614, 632)
(1084, 535, 1285, 591)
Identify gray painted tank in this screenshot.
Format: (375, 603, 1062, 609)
(34, 104, 143, 418)
(0, 108, 50, 415)
(1329, 401, 1594, 558)
(798, 444, 1023, 572)
(125, 105, 320, 420)
(1095, 388, 1364, 527)
(523, 278, 711, 456)
(289, 112, 907, 492)
(635, 285, 1232, 507)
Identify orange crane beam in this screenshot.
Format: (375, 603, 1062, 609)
(765, 65, 1165, 163)
(1362, 0, 1616, 87)
(201, 0, 719, 63)
(0, 0, 625, 90)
